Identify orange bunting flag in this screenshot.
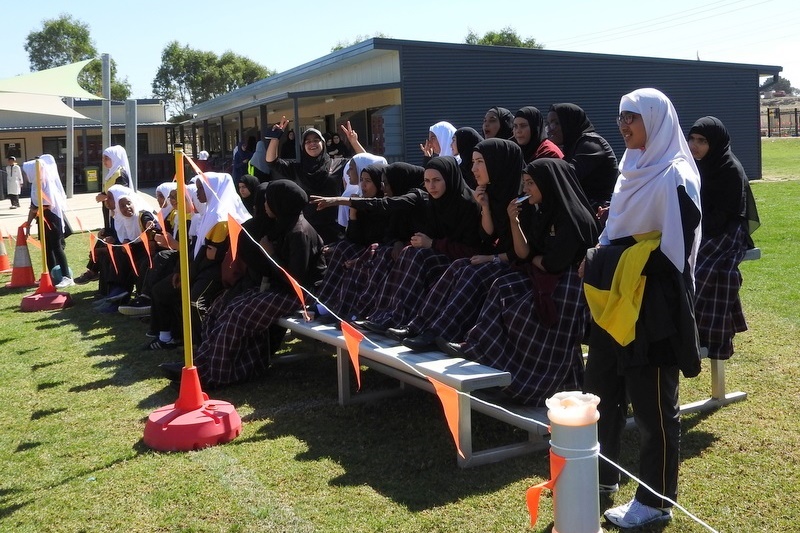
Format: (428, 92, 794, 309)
(122, 243, 138, 277)
(28, 236, 41, 249)
(341, 321, 364, 391)
(526, 451, 567, 526)
(89, 232, 97, 263)
(75, 217, 86, 232)
(428, 377, 465, 459)
(284, 270, 308, 320)
(156, 209, 170, 246)
(227, 214, 242, 263)
(105, 241, 119, 274)
(140, 231, 154, 269)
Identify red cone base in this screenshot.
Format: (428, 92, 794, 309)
(21, 291, 73, 312)
(143, 367, 242, 451)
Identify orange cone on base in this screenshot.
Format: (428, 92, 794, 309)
(0, 236, 11, 273)
(6, 225, 36, 288)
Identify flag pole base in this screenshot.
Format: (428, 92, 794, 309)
(21, 290, 73, 311)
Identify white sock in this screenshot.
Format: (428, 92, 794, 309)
(159, 332, 173, 343)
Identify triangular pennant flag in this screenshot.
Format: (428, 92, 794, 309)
(428, 377, 465, 459)
(341, 321, 364, 391)
(156, 209, 170, 247)
(140, 231, 154, 269)
(281, 268, 308, 320)
(526, 451, 567, 526)
(122, 242, 138, 277)
(227, 214, 242, 263)
(28, 235, 41, 249)
(75, 217, 85, 232)
(41, 189, 52, 207)
(105, 241, 119, 274)
(89, 232, 97, 263)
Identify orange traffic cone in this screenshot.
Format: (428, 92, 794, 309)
(6, 225, 37, 288)
(0, 234, 11, 273)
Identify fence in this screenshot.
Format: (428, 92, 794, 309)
(761, 107, 800, 137)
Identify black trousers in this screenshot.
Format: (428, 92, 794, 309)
(40, 209, 70, 277)
(583, 325, 680, 509)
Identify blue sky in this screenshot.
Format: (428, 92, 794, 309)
(3, 0, 797, 99)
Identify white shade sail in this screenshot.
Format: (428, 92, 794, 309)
(0, 59, 101, 100)
(0, 92, 90, 119)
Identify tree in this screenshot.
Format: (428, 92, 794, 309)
(152, 42, 273, 120)
(759, 76, 796, 96)
(331, 34, 391, 52)
(465, 27, 544, 49)
(24, 14, 131, 100)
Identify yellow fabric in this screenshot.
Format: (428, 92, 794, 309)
(206, 221, 229, 245)
(102, 168, 123, 193)
(584, 231, 661, 346)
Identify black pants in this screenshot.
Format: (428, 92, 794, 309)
(8, 194, 20, 207)
(583, 326, 680, 509)
(40, 209, 70, 277)
(150, 267, 223, 346)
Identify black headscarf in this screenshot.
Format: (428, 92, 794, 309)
(473, 138, 523, 252)
(549, 103, 595, 158)
(299, 128, 333, 188)
(424, 156, 481, 247)
(361, 164, 386, 198)
(524, 158, 599, 254)
(238, 174, 260, 215)
(385, 162, 424, 195)
(688, 116, 760, 238)
(266, 179, 308, 235)
(453, 127, 484, 188)
(487, 106, 515, 139)
(514, 106, 549, 163)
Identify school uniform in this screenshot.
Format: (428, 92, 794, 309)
(514, 106, 564, 163)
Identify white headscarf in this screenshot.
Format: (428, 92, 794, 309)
(23, 154, 67, 232)
(192, 172, 251, 259)
(111, 186, 149, 242)
(429, 121, 457, 157)
(187, 177, 206, 239)
(601, 88, 702, 275)
(102, 145, 132, 187)
(156, 181, 177, 221)
(339, 152, 388, 227)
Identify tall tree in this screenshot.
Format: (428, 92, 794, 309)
(465, 27, 544, 49)
(759, 76, 796, 95)
(24, 14, 131, 100)
(153, 42, 273, 119)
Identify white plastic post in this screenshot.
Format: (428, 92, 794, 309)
(546, 391, 602, 533)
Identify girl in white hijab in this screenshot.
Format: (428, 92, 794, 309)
(423, 121, 457, 158)
(339, 152, 388, 228)
(23, 154, 73, 287)
(583, 88, 702, 529)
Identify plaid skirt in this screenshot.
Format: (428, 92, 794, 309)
(367, 247, 451, 327)
(408, 258, 512, 341)
(694, 223, 749, 360)
(194, 287, 301, 388)
(463, 266, 588, 406)
(351, 245, 398, 319)
(314, 240, 366, 316)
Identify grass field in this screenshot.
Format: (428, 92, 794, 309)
(0, 140, 797, 532)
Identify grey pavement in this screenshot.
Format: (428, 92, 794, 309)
(0, 188, 158, 236)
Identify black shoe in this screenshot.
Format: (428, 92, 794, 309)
(144, 338, 180, 351)
(74, 270, 100, 285)
(401, 330, 436, 352)
(435, 336, 468, 359)
(386, 326, 413, 342)
(159, 362, 183, 381)
(358, 320, 388, 335)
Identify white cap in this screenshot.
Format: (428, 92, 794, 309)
(198, 150, 209, 161)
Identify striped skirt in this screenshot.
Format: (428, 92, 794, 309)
(462, 267, 588, 406)
(314, 240, 366, 316)
(694, 223, 749, 360)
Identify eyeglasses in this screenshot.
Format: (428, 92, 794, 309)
(617, 112, 639, 125)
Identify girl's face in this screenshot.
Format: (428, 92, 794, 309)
(168, 190, 179, 208)
(303, 134, 324, 157)
(332, 134, 341, 144)
(118, 197, 135, 218)
(483, 111, 501, 138)
(521, 173, 542, 204)
(360, 171, 379, 198)
(618, 111, 646, 150)
(450, 136, 459, 156)
(156, 192, 166, 207)
(104, 191, 116, 211)
(471, 151, 490, 186)
(546, 111, 563, 146)
(102, 155, 112, 169)
(196, 182, 207, 203)
(688, 133, 710, 161)
(423, 168, 446, 199)
(238, 182, 252, 198)
(513, 117, 532, 147)
(427, 131, 441, 154)
(382, 176, 394, 197)
(347, 162, 359, 185)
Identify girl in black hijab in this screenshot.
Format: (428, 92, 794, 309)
(237, 174, 261, 215)
(190, 180, 326, 389)
(362, 156, 481, 331)
(390, 139, 524, 350)
(547, 103, 619, 212)
(451, 127, 484, 188)
(482, 106, 514, 139)
(688, 116, 760, 361)
(440, 158, 599, 406)
(513, 106, 564, 163)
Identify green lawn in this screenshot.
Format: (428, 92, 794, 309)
(0, 145, 798, 532)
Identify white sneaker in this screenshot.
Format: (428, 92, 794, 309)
(55, 277, 75, 288)
(604, 498, 672, 528)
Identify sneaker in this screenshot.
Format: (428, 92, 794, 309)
(74, 270, 100, 285)
(118, 296, 151, 317)
(599, 483, 619, 495)
(604, 498, 672, 528)
(55, 277, 75, 288)
(143, 339, 179, 351)
(105, 288, 130, 303)
(96, 303, 119, 314)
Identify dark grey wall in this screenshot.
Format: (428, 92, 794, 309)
(395, 42, 763, 178)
